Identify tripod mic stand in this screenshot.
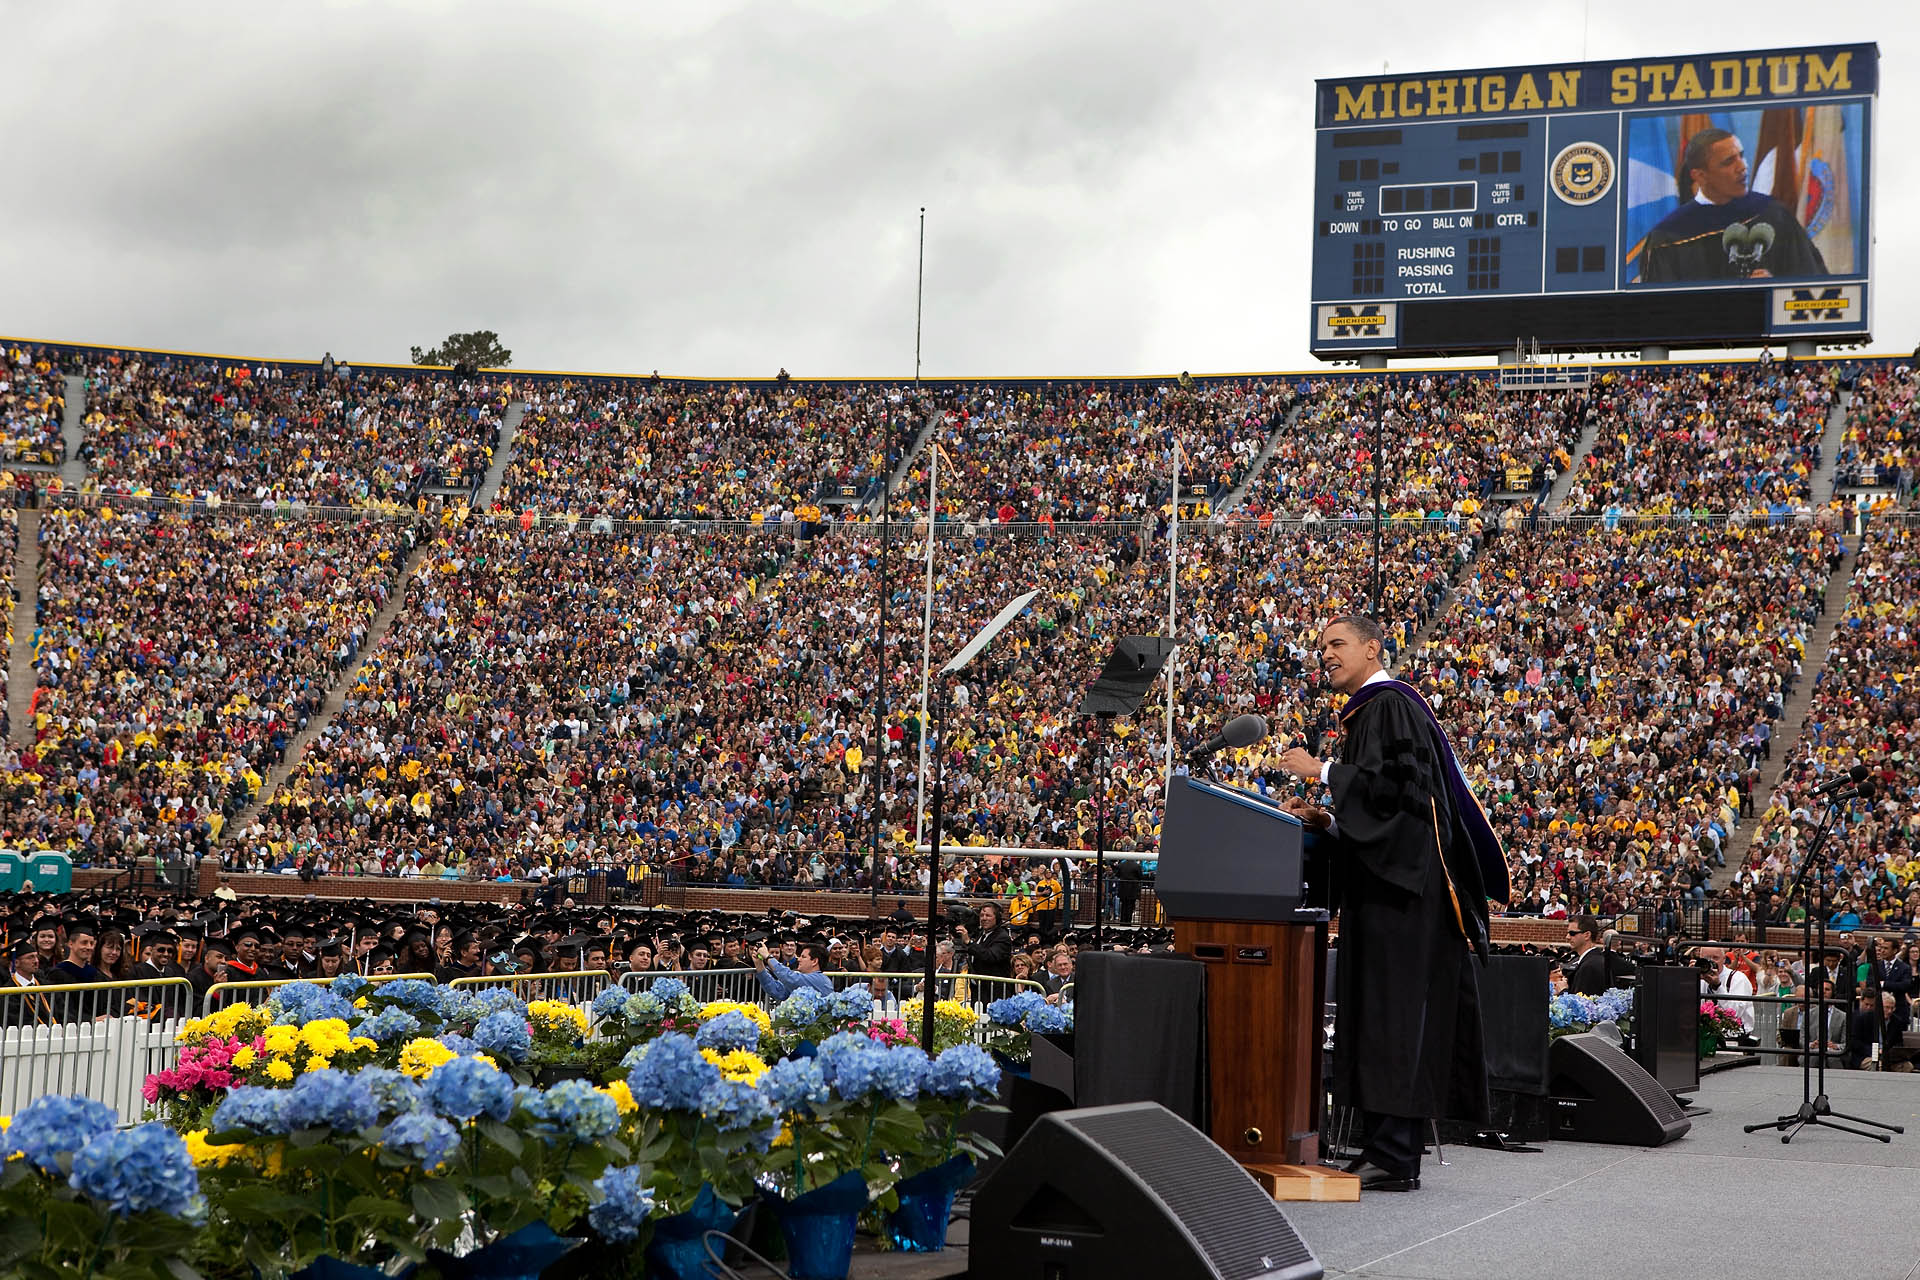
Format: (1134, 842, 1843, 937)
(1744, 784, 1902, 1145)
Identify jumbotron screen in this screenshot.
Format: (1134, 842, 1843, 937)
(1308, 43, 1876, 358)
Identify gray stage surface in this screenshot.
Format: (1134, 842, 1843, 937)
(1284, 1065, 1920, 1280)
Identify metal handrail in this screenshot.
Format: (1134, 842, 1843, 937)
(200, 971, 438, 1008)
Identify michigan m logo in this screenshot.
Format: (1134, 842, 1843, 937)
(1782, 288, 1850, 322)
(1327, 305, 1387, 337)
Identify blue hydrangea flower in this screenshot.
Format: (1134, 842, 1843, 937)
(69, 1125, 202, 1219)
(986, 991, 1048, 1027)
(1025, 1003, 1070, 1035)
(444, 986, 528, 1025)
(357, 1067, 425, 1117)
(211, 1087, 291, 1136)
(590, 986, 631, 1020)
(423, 1056, 515, 1122)
(625, 1034, 721, 1111)
(271, 983, 358, 1025)
(776, 989, 828, 1024)
(650, 977, 690, 1004)
(473, 1011, 532, 1064)
(5, 1095, 119, 1172)
(821, 1039, 890, 1102)
(283, 1069, 382, 1132)
(589, 1166, 656, 1243)
(375, 979, 448, 1019)
(521, 1079, 621, 1145)
(699, 1078, 778, 1133)
(827, 987, 874, 1021)
(331, 972, 370, 1002)
(873, 1045, 931, 1101)
(758, 1057, 830, 1117)
(381, 1112, 462, 1170)
(439, 1033, 481, 1056)
(927, 1044, 1001, 1103)
(357, 1006, 423, 1044)
(694, 1010, 762, 1053)
(621, 992, 667, 1023)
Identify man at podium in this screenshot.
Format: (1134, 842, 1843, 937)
(1277, 615, 1507, 1192)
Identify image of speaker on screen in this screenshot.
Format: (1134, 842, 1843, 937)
(1626, 103, 1862, 284)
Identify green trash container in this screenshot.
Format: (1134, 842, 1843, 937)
(24, 851, 73, 894)
(0, 850, 22, 893)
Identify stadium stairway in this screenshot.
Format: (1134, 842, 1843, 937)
(1543, 400, 1602, 512)
(1717, 392, 1859, 882)
(219, 541, 431, 846)
(60, 374, 86, 489)
(7, 509, 39, 747)
(873, 405, 941, 514)
(1217, 399, 1304, 514)
(1813, 387, 1854, 507)
(475, 401, 524, 508)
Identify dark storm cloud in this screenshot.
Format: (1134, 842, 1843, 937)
(2, 2, 1911, 375)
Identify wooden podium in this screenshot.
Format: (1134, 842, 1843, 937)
(1160, 778, 1345, 1197)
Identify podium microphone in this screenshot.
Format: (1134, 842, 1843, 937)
(1189, 714, 1267, 763)
(1813, 764, 1871, 797)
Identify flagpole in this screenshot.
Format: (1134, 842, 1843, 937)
(915, 442, 939, 849)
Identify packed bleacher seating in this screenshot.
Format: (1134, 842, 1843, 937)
(11, 342, 1920, 928)
(227, 518, 795, 880)
(495, 380, 905, 522)
(0, 344, 68, 466)
(1248, 373, 1578, 520)
(1832, 361, 1916, 499)
(6, 508, 413, 860)
(889, 379, 1287, 523)
(78, 353, 508, 506)
(1735, 521, 1920, 927)
(1559, 362, 1836, 515)
(1406, 520, 1843, 921)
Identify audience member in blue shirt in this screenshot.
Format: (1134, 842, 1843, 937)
(753, 942, 833, 1000)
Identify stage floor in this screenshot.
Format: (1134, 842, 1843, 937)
(1283, 1065, 1920, 1280)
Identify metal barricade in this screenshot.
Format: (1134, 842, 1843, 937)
(0, 979, 194, 1118)
(447, 969, 615, 1008)
(201, 972, 438, 1015)
(617, 967, 765, 1005)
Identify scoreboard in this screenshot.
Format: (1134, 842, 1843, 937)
(1309, 44, 1876, 359)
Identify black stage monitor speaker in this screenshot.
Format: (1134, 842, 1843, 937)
(1548, 1031, 1692, 1146)
(1629, 965, 1701, 1097)
(969, 1102, 1321, 1280)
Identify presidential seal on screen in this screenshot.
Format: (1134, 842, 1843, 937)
(1550, 141, 1615, 204)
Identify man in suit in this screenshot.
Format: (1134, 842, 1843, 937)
(1815, 945, 1857, 1007)
(1039, 947, 1075, 998)
(1877, 936, 1913, 1023)
(1565, 915, 1612, 995)
(2, 942, 56, 1027)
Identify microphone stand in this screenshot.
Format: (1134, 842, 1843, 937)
(1092, 713, 1112, 950)
(1744, 785, 1902, 1144)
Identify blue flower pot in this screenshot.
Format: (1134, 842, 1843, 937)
(885, 1155, 975, 1252)
(764, 1170, 868, 1280)
(646, 1183, 747, 1280)
(426, 1222, 581, 1280)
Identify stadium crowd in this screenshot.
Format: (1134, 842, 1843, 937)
(1, 343, 1912, 931)
(0, 344, 68, 467)
(76, 353, 509, 507)
(8, 508, 413, 862)
(1832, 360, 1916, 498)
(1735, 522, 1920, 930)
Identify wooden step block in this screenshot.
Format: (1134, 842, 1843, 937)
(1243, 1162, 1361, 1202)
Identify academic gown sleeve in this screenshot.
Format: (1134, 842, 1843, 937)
(1325, 691, 1446, 897)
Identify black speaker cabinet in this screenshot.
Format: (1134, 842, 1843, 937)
(969, 1102, 1322, 1280)
(1548, 1032, 1692, 1146)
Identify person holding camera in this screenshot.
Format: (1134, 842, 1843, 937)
(1696, 947, 1758, 1046)
(753, 940, 832, 1000)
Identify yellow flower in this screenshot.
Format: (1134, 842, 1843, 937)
(770, 1125, 792, 1149)
(230, 1046, 258, 1070)
(701, 1048, 769, 1084)
(350, 1038, 377, 1055)
(266, 1059, 295, 1083)
(599, 1081, 637, 1116)
(526, 1000, 590, 1039)
(263, 1026, 301, 1056)
(399, 1038, 457, 1080)
(306, 1057, 333, 1073)
(185, 1129, 247, 1168)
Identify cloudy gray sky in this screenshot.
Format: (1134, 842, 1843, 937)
(4, 1, 1910, 377)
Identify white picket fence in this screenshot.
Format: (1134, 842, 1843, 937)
(0, 1016, 189, 1119)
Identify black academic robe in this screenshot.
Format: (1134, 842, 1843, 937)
(1640, 191, 1826, 283)
(1327, 684, 1491, 1124)
(1568, 947, 1613, 996)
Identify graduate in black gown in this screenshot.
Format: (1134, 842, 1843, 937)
(1279, 616, 1508, 1192)
(1639, 127, 1825, 283)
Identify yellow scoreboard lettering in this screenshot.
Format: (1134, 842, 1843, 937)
(1806, 51, 1852, 92)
